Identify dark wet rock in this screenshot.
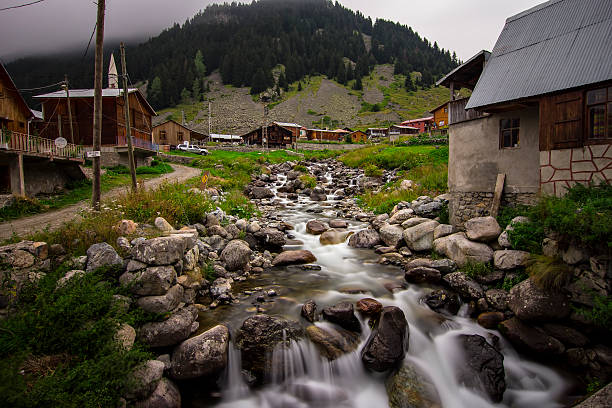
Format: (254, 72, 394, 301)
(254, 228, 286, 249)
(86, 242, 122, 272)
(457, 334, 506, 402)
(474, 269, 504, 285)
(386, 364, 441, 408)
(508, 278, 570, 321)
(169, 324, 229, 380)
(485, 289, 509, 311)
(356, 298, 383, 316)
(310, 192, 327, 201)
(249, 186, 275, 199)
(134, 377, 181, 408)
(414, 201, 444, 218)
(442, 272, 485, 300)
(220, 240, 252, 271)
(361, 306, 409, 372)
(498, 317, 565, 355)
(272, 250, 317, 266)
(348, 229, 382, 248)
(405, 258, 457, 275)
(301, 299, 317, 322)
(423, 289, 461, 315)
(541, 323, 589, 348)
(306, 325, 360, 360)
(322, 302, 361, 332)
(138, 306, 198, 348)
(404, 266, 441, 284)
(235, 314, 304, 381)
(477, 312, 505, 329)
(306, 220, 328, 235)
(329, 219, 348, 228)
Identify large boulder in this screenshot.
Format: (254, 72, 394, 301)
(137, 284, 184, 314)
(138, 306, 198, 348)
(272, 250, 317, 266)
(404, 266, 441, 284)
(386, 364, 441, 408)
(253, 228, 286, 249)
(433, 232, 494, 267)
(306, 325, 360, 360)
(493, 250, 530, 270)
(464, 217, 502, 242)
(423, 289, 461, 315)
(134, 378, 181, 408)
(319, 230, 353, 245)
(220, 240, 252, 271)
(121, 266, 177, 296)
(322, 301, 361, 332)
(485, 289, 509, 311)
(131, 236, 190, 266)
(442, 272, 484, 300)
(379, 224, 405, 248)
(125, 360, 165, 400)
(249, 186, 274, 199)
(361, 306, 409, 372)
(154, 217, 174, 233)
(301, 299, 317, 322)
(508, 279, 570, 321)
(169, 324, 229, 380)
(86, 242, 122, 272)
(388, 209, 414, 225)
(356, 298, 383, 316)
(348, 229, 382, 248)
(405, 258, 457, 274)
(457, 334, 506, 402)
(306, 220, 328, 235)
(235, 315, 304, 381)
(498, 317, 565, 355)
(403, 220, 439, 252)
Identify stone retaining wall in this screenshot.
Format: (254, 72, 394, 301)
(449, 191, 537, 227)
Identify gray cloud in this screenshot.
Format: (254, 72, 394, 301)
(0, 0, 543, 62)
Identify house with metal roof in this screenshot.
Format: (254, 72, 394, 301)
(440, 0, 612, 225)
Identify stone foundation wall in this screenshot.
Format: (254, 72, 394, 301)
(449, 191, 538, 227)
(540, 144, 611, 196)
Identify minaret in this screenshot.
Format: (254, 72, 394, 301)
(108, 53, 118, 89)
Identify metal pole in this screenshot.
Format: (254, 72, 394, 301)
(64, 74, 75, 144)
(120, 42, 137, 191)
(92, 0, 105, 210)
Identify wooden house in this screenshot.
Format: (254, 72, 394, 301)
(400, 117, 434, 134)
(34, 88, 157, 167)
(438, 0, 612, 225)
(389, 125, 419, 136)
(273, 122, 305, 140)
(306, 128, 345, 142)
(0, 63, 85, 196)
(153, 120, 205, 147)
(430, 101, 449, 132)
(349, 130, 368, 143)
(241, 123, 296, 147)
(366, 128, 388, 138)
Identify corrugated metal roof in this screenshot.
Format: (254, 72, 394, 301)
(466, 0, 612, 110)
(273, 121, 303, 128)
(34, 88, 137, 98)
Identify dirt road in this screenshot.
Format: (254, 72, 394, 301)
(0, 164, 201, 241)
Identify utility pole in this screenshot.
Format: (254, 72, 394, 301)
(208, 99, 212, 142)
(63, 75, 75, 144)
(120, 42, 137, 191)
(91, 0, 105, 210)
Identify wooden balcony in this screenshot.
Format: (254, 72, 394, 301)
(0, 130, 84, 161)
(117, 134, 159, 153)
(449, 98, 489, 125)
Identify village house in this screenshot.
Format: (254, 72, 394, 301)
(348, 130, 368, 143)
(366, 128, 388, 138)
(305, 128, 345, 142)
(388, 124, 419, 137)
(439, 0, 612, 225)
(241, 122, 297, 147)
(208, 134, 242, 144)
(273, 122, 306, 140)
(152, 120, 206, 150)
(400, 116, 434, 134)
(0, 63, 85, 197)
(34, 87, 157, 167)
(429, 100, 449, 133)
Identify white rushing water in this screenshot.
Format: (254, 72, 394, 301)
(211, 165, 570, 408)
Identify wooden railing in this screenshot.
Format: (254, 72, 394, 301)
(0, 130, 83, 159)
(449, 98, 488, 125)
(117, 135, 159, 152)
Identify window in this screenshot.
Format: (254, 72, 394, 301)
(500, 118, 519, 148)
(159, 130, 167, 143)
(586, 87, 612, 140)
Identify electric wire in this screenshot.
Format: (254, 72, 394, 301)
(0, 0, 46, 12)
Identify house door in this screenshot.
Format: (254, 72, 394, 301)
(0, 165, 10, 193)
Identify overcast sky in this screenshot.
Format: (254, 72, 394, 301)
(0, 0, 544, 62)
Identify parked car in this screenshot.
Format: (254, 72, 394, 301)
(176, 143, 209, 155)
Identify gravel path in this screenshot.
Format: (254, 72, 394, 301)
(0, 164, 201, 241)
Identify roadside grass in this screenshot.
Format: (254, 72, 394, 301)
(0, 162, 174, 223)
(339, 145, 448, 169)
(0, 264, 152, 408)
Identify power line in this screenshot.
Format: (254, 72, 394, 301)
(82, 23, 97, 61)
(0, 0, 46, 11)
(18, 80, 65, 92)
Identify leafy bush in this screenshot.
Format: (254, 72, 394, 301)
(218, 189, 259, 219)
(461, 261, 494, 279)
(0, 197, 45, 222)
(364, 164, 383, 177)
(575, 294, 612, 331)
(499, 270, 529, 291)
(299, 174, 317, 189)
(507, 222, 545, 254)
(293, 164, 308, 173)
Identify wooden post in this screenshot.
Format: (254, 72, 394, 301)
(18, 153, 25, 196)
(450, 81, 455, 101)
(120, 42, 137, 191)
(490, 173, 506, 218)
(57, 114, 62, 139)
(64, 75, 75, 144)
(92, 0, 105, 210)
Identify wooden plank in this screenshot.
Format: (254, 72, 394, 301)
(490, 173, 505, 218)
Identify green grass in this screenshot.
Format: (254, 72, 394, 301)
(527, 255, 573, 291)
(0, 264, 152, 408)
(339, 145, 448, 170)
(461, 261, 494, 279)
(299, 174, 317, 189)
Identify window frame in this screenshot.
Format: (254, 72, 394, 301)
(585, 86, 612, 142)
(499, 118, 520, 149)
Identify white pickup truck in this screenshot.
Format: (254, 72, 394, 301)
(176, 143, 209, 155)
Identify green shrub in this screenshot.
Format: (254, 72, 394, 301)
(135, 162, 173, 175)
(293, 164, 308, 173)
(575, 294, 612, 331)
(364, 164, 383, 177)
(438, 202, 449, 224)
(507, 222, 545, 254)
(218, 189, 259, 219)
(0, 197, 45, 222)
(299, 174, 317, 189)
(499, 270, 529, 291)
(461, 261, 494, 279)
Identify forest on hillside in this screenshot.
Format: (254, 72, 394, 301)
(7, 0, 459, 110)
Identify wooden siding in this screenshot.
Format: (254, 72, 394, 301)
(0, 72, 31, 133)
(350, 130, 367, 143)
(449, 98, 487, 125)
(243, 124, 295, 147)
(432, 104, 449, 128)
(306, 129, 344, 141)
(540, 90, 584, 151)
(153, 121, 191, 146)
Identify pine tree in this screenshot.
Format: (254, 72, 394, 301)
(192, 78, 201, 102)
(180, 88, 191, 104)
(148, 76, 163, 108)
(353, 76, 362, 90)
(336, 61, 346, 85)
(250, 68, 267, 95)
(405, 76, 416, 92)
(278, 72, 288, 91)
(194, 50, 206, 77)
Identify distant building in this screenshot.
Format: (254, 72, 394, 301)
(349, 130, 368, 143)
(388, 124, 419, 136)
(209, 134, 242, 143)
(273, 122, 305, 140)
(366, 128, 388, 138)
(400, 117, 434, 134)
(1, 63, 85, 196)
(153, 120, 205, 147)
(305, 128, 345, 142)
(438, 0, 612, 225)
(241, 123, 296, 147)
(35, 88, 157, 167)
(429, 101, 449, 132)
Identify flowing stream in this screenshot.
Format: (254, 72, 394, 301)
(195, 166, 572, 408)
